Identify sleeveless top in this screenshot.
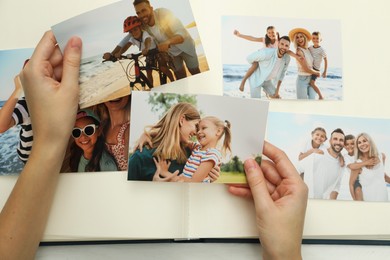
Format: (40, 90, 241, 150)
(106, 121, 130, 171)
(297, 47, 314, 76)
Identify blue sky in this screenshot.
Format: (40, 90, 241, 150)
(52, 0, 198, 58)
(0, 48, 34, 100)
(266, 112, 390, 173)
(221, 16, 342, 67)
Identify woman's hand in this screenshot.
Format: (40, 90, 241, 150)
(19, 31, 81, 145)
(133, 132, 153, 152)
(208, 165, 221, 183)
(228, 142, 308, 260)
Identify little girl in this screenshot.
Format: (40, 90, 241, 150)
(154, 116, 232, 183)
(69, 109, 118, 172)
(298, 127, 327, 161)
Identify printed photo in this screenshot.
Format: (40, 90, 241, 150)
(222, 16, 342, 100)
(60, 95, 131, 173)
(267, 112, 390, 202)
(0, 48, 34, 175)
(52, 0, 209, 109)
(127, 92, 269, 183)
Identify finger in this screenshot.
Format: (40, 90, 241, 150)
(49, 45, 64, 68)
(227, 185, 253, 199)
(30, 31, 57, 63)
(60, 36, 82, 92)
(261, 160, 282, 186)
(153, 157, 158, 166)
(244, 158, 273, 209)
(262, 141, 299, 179)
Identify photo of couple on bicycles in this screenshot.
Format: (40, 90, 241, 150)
(51, 0, 209, 109)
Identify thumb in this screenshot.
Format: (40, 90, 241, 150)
(244, 158, 272, 210)
(61, 36, 82, 90)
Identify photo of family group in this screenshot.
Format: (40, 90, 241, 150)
(127, 92, 268, 183)
(0, 48, 34, 175)
(222, 16, 342, 100)
(52, 0, 209, 109)
(267, 112, 390, 202)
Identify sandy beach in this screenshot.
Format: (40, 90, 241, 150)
(80, 54, 209, 108)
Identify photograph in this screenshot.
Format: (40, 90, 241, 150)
(60, 95, 131, 173)
(127, 92, 269, 183)
(267, 111, 390, 202)
(222, 16, 342, 100)
(0, 48, 34, 175)
(52, 0, 209, 109)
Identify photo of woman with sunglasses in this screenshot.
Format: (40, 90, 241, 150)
(69, 109, 118, 172)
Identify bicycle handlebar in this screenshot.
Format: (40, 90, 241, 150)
(103, 48, 160, 63)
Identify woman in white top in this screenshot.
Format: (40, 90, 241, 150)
(289, 28, 321, 99)
(350, 133, 390, 201)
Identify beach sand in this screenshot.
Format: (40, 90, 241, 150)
(81, 55, 209, 108)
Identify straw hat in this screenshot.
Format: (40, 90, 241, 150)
(289, 28, 312, 41)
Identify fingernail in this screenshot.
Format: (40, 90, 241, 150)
(70, 36, 82, 50)
(244, 158, 258, 173)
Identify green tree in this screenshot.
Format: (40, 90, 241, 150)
(147, 93, 198, 118)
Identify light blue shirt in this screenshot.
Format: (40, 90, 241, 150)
(247, 48, 290, 92)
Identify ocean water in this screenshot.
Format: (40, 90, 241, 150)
(0, 102, 24, 175)
(223, 64, 343, 100)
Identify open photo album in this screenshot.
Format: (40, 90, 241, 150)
(2, 0, 390, 244)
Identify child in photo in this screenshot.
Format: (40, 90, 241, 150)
(339, 134, 358, 200)
(0, 60, 32, 164)
(155, 116, 232, 183)
(69, 109, 118, 172)
(308, 31, 328, 100)
(298, 127, 327, 161)
(103, 16, 175, 86)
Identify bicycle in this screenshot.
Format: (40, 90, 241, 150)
(103, 48, 174, 91)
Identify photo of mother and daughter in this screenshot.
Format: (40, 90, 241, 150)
(127, 92, 268, 183)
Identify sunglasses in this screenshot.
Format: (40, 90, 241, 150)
(72, 124, 98, 138)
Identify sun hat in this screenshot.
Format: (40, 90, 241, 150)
(288, 28, 312, 41)
(76, 109, 100, 124)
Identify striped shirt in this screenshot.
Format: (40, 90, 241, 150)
(12, 98, 32, 163)
(308, 46, 327, 71)
(182, 142, 222, 183)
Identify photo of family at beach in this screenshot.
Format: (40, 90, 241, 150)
(267, 112, 390, 202)
(222, 16, 342, 100)
(52, 0, 209, 109)
(127, 92, 268, 183)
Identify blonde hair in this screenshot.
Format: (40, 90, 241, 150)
(293, 32, 309, 49)
(201, 116, 232, 156)
(355, 133, 379, 160)
(147, 102, 200, 163)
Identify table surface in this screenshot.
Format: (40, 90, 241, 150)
(36, 242, 390, 259)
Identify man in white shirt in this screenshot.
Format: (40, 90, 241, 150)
(298, 128, 345, 199)
(133, 0, 200, 80)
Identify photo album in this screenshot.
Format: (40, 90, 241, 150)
(1, 0, 390, 242)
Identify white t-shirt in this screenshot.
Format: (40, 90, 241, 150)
(338, 153, 355, 201)
(297, 149, 344, 199)
(265, 56, 283, 81)
(118, 31, 156, 51)
(148, 24, 181, 56)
